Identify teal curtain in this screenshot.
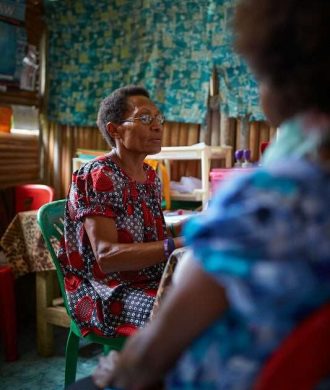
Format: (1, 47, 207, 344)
(208, 0, 264, 120)
(45, 0, 264, 127)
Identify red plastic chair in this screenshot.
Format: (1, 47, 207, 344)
(0, 184, 54, 361)
(15, 184, 54, 213)
(254, 302, 330, 390)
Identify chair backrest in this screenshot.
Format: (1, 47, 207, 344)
(37, 199, 70, 314)
(15, 184, 54, 213)
(254, 302, 330, 390)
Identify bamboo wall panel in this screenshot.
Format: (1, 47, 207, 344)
(42, 121, 201, 198)
(226, 118, 276, 165)
(249, 122, 260, 162)
(165, 122, 200, 181)
(0, 132, 40, 189)
(42, 118, 276, 199)
(42, 121, 108, 198)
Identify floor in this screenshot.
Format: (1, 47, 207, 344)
(0, 273, 100, 390)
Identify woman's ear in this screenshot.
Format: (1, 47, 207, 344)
(107, 122, 121, 141)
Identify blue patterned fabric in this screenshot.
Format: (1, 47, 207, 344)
(44, 0, 263, 126)
(167, 119, 330, 388)
(208, 0, 264, 120)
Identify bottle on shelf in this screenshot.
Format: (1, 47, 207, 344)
(242, 149, 253, 168)
(234, 149, 244, 167)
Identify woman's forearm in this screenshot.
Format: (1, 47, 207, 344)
(93, 259, 228, 389)
(96, 237, 183, 273)
(84, 215, 184, 273)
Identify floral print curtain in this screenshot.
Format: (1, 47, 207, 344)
(44, 0, 264, 127)
(208, 0, 264, 120)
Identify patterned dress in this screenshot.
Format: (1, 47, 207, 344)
(167, 148, 330, 387)
(58, 155, 166, 337)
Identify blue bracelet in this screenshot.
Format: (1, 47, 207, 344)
(164, 237, 176, 259)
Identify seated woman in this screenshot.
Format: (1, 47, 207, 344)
(58, 85, 183, 338)
(89, 0, 330, 389)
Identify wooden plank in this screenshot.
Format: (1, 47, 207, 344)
(269, 126, 277, 140)
(186, 124, 200, 178)
(238, 116, 250, 150)
(227, 118, 236, 152)
(0, 151, 38, 159)
(0, 132, 40, 188)
(210, 110, 220, 146)
(0, 164, 39, 173)
(168, 122, 180, 181)
(187, 124, 199, 146)
(178, 123, 189, 179)
(45, 307, 70, 328)
(249, 121, 260, 162)
(260, 121, 270, 142)
(220, 115, 231, 146)
(235, 118, 241, 151)
(0, 90, 39, 106)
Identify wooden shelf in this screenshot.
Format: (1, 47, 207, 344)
(169, 190, 204, 202)
(146, 144, 232, 208)
(0, 89, 39, 106)
(73, 144, 232, 209)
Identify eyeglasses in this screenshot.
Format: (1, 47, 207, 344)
(120, 113, 165, 126)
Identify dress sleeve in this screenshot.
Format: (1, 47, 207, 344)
(183, 168, 318, 320)
(67, 162, 120, 222)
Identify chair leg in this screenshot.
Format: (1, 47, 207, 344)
(0, 266, 18, 361)
(64, 328, 80, 388)
(103, 344, 111, 355)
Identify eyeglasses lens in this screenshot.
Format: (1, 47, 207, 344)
(140, 114, 165, 125)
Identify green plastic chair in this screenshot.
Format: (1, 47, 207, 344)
(37, 199, 126, 388)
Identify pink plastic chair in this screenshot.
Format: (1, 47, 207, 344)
(15, 184, 54, 213)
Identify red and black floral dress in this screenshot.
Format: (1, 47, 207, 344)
(58, 155, 167, 337)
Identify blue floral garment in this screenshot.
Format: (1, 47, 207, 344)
(166, 157, 330, 389)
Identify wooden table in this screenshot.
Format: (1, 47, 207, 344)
(0, 210, 70, 357)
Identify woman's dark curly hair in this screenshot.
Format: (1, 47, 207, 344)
(234, 0, 330, 119)
(96, 85, 150, 147)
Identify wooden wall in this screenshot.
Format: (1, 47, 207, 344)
(41, 120, 202, 198)
(0, 132, 39, 189)
(42, 118, 274, 199)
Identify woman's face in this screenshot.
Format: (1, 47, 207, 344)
(110, 95, 164, 155)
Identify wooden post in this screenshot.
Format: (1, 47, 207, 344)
(36, 271, 55, 357)
(238, 114, 250, 150)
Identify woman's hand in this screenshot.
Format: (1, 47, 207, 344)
(92, 343, 164, 389)
(92, 256, 228, 389)
(93, 351, 120, 389)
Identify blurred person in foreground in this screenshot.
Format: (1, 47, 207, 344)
(58, 85, 183, 340)
(89, 0, 330, 388)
